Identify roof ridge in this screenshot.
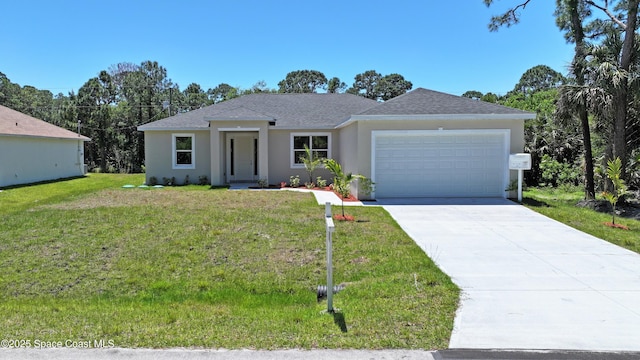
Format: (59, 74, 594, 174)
(209, 105, 277, 121)
(356, 87, 533, 116)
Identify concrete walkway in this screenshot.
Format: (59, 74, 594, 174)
(377, 198, 640, 351)
(283, 188, 363, 206)
(229, 184, 363, 206)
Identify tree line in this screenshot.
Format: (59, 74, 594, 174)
(485, 0, 640, 198)
(3, 58, 639, 194)
(0, 66, 411, 173)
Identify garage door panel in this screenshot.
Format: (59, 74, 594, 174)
(455, 149, 470, 157)
(439, 148, 456, 157)
(374, 131, 508, 198)
(438, 161, 455, 169)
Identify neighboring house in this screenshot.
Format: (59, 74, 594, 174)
(138, 88, 535, 199)
(0, 105, 90, 187)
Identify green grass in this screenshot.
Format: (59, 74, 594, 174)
(523, 187, 640, 253)
(0, 173, 145, 215)
(0, 174, 459, 349)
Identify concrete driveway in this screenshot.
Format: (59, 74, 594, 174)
(377, 198, 640, 351)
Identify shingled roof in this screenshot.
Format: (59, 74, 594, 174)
(357, 88, 533, 116)
(0, 104, 90, 140)
(139, 88, 534, 131)
(138, 93, 379, 130)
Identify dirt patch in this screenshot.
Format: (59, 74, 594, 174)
(350, 256, 369, 264)
(269, 247, 321, 267)
(41, 188, 312, 212)
(41, 189, 197, 210)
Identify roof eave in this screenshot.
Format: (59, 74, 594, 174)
(0, 133, 91, 141)
(271, 126, 337, 130)
(139, 125, 338, 131)
(335, 113, 536, 129)
(137, 126, 209, 132)
(204, 117, 276, 122)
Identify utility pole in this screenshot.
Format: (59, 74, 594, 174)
(169, 87, 173, 116)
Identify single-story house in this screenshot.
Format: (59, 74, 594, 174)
(138, 88, 535, 199)
(0, 104, 90, 187)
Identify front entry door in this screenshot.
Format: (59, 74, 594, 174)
(227, 134, 258, 182)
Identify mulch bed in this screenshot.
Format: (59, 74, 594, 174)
(577, 198, 640, 221)
(333, 214, 355, 221)
(603, 222, 630, 230)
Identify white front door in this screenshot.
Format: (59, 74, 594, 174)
(227, 134, 258, 182)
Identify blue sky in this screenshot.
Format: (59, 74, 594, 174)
(1, 1, 575, 97)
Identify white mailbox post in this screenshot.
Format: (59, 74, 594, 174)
(509, 153, 532, 202)
(324, 202, 335, 313)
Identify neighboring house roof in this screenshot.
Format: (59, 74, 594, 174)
(0, 104, 90, 141)
(138, 88, 535, 132)
(138, 93, 379, 130)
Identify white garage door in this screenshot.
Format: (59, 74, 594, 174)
(373, 130, 509, 198)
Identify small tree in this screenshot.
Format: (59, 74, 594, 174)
(299, 144, 322, 185)
(602, 157, 628, 225)
(324, 159, 365, 217)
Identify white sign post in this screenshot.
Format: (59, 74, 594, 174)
(509, 153, 532, 202)
(324, 202, 335, 313)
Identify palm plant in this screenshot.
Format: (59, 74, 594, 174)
(324, 159, 364, 217)
(299, 144, 322, 186)
(602, 157, 628, 225)
(556, 30, 628, 194)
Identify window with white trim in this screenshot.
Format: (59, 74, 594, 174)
(291, 133, 330, 168)
(172, 133, 195, 169)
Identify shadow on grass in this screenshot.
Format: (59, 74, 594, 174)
(0, 175, 87, 190)
(522, 197, 551, 208)
(332, 311, 348, 333)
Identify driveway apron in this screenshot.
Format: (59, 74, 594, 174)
(379, 198, 640, 351)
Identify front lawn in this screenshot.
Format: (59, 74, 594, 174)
(0, 173, 145, 215)
(523, 187, 640, 253)
(0, 174, 458, 349)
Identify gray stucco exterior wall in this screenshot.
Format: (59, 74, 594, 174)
(143, 130, 211, 185)
(0, 136, 86, 187)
